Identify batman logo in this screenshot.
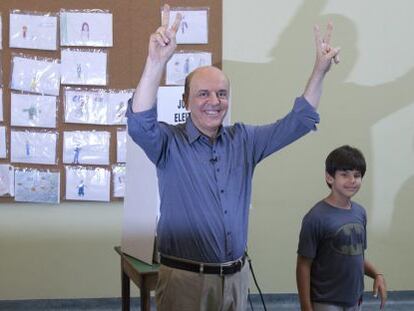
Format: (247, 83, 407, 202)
(331, 223, 365, 256)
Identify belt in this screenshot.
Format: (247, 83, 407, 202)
(160, 255, 246, 276)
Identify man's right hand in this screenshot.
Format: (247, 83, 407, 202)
(132, 4, 182, 113)
(148, 4, 182, 64)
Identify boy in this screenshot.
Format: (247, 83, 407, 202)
(296, 145, 387, 311)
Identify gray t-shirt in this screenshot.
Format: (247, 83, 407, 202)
(297, 200, 367, 307)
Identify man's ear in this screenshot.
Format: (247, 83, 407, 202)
(182, 94, 189, 110)
(325, 172, 334, 185)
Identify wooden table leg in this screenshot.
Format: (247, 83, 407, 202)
(140, 280, 151, 311)
(121, 259, 130, 311)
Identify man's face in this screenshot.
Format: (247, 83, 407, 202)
(186, 67, 229, 138)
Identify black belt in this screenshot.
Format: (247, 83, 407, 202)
(160, 255, 246, 276)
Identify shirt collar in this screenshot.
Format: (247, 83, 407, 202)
(185, 114, 224, 144)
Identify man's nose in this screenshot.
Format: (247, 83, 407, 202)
(208, 92, 220, 103)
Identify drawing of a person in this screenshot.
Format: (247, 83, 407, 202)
(23, 105, 39, 121)
(30, 72, 42, 92)
(183, 57, 190, 74)
(180, 15, 188, 34)
(81, 22, 90, 42)
(116, 101, 126, 121)
(22, 25, 28, 39)
(77, 64, 82, 79)
(74, 95, 88, 118)
(73, 146, 81, 164)
(73, 144, 81, 164)
(25, 140, 30, 157)
(77, 180, 85, 197)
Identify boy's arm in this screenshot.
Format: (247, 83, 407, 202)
(364, 260, 387, 309)
(296, 255, 314, 311)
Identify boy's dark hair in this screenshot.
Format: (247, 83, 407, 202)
(325, 145, 366, 185)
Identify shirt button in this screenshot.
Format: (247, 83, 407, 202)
(227, 232, 231, 236)
(217, 168, 220, 172)
(220, 190, 224, 193)
(224, 210, 227, 214)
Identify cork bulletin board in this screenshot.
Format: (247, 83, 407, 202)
(0, 0, 222, 203)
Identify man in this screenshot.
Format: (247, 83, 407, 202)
(126, 4, 340, 311)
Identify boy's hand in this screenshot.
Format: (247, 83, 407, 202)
(373, 274, 387, 309)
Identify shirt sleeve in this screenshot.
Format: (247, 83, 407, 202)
(126, 98, 169, 165)
(250, 96, 320, 164)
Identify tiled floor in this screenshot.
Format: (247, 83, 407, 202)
(0, 292, 413, 310)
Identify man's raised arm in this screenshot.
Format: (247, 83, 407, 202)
(132, 4, 182, 113)
(303, 22, 340, 110)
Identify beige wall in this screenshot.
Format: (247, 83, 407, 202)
(223, 0, 414, 293)
(1, 0, 414, 300)
(0, 202, 123, 299)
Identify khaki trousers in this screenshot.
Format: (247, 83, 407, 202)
(313, 302, 362, 311)
(155, 262, 249, 311)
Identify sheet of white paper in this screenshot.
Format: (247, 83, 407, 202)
(157, 86, 188, 124)
(113, 164, 125, 198)
(0, 164, 14, 196)
(107, 91, 133, 125)
(166, 52, 212, 85)
(60, 11, 113, 47)
(11, 56, 60, 95)
(11, 93, 57, 128)
(63, 130, 110, 165)
(14, 169, 60, 203)
(64, 89, 108, 124)
(10, 130, 57, 164)
(117, 130, 126, 163)
(166, 9, 208, 44)
(0, 89, 3, 122)
(65, 166, 110, 201)
(9, 13, 57, 50)
(0, 126, 6, 158)
(61, 49, 107, 86)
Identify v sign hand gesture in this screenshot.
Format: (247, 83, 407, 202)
(132, 4, 182, 113)
(303, 21, 340, 109)
(149, 4, 182, 64)
(313, 21, 340, 75)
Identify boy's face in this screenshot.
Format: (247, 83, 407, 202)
(326, 169, 362, 199)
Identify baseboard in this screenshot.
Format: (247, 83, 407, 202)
(1, 291, 413, 310)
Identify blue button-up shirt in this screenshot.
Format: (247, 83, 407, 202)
(126, 96, 319, 263)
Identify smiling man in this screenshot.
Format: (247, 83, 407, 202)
(182, 66, 230, 139)
(126, 4, 339, 311)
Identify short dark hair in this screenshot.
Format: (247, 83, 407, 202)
(325, 145, 366, 178)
